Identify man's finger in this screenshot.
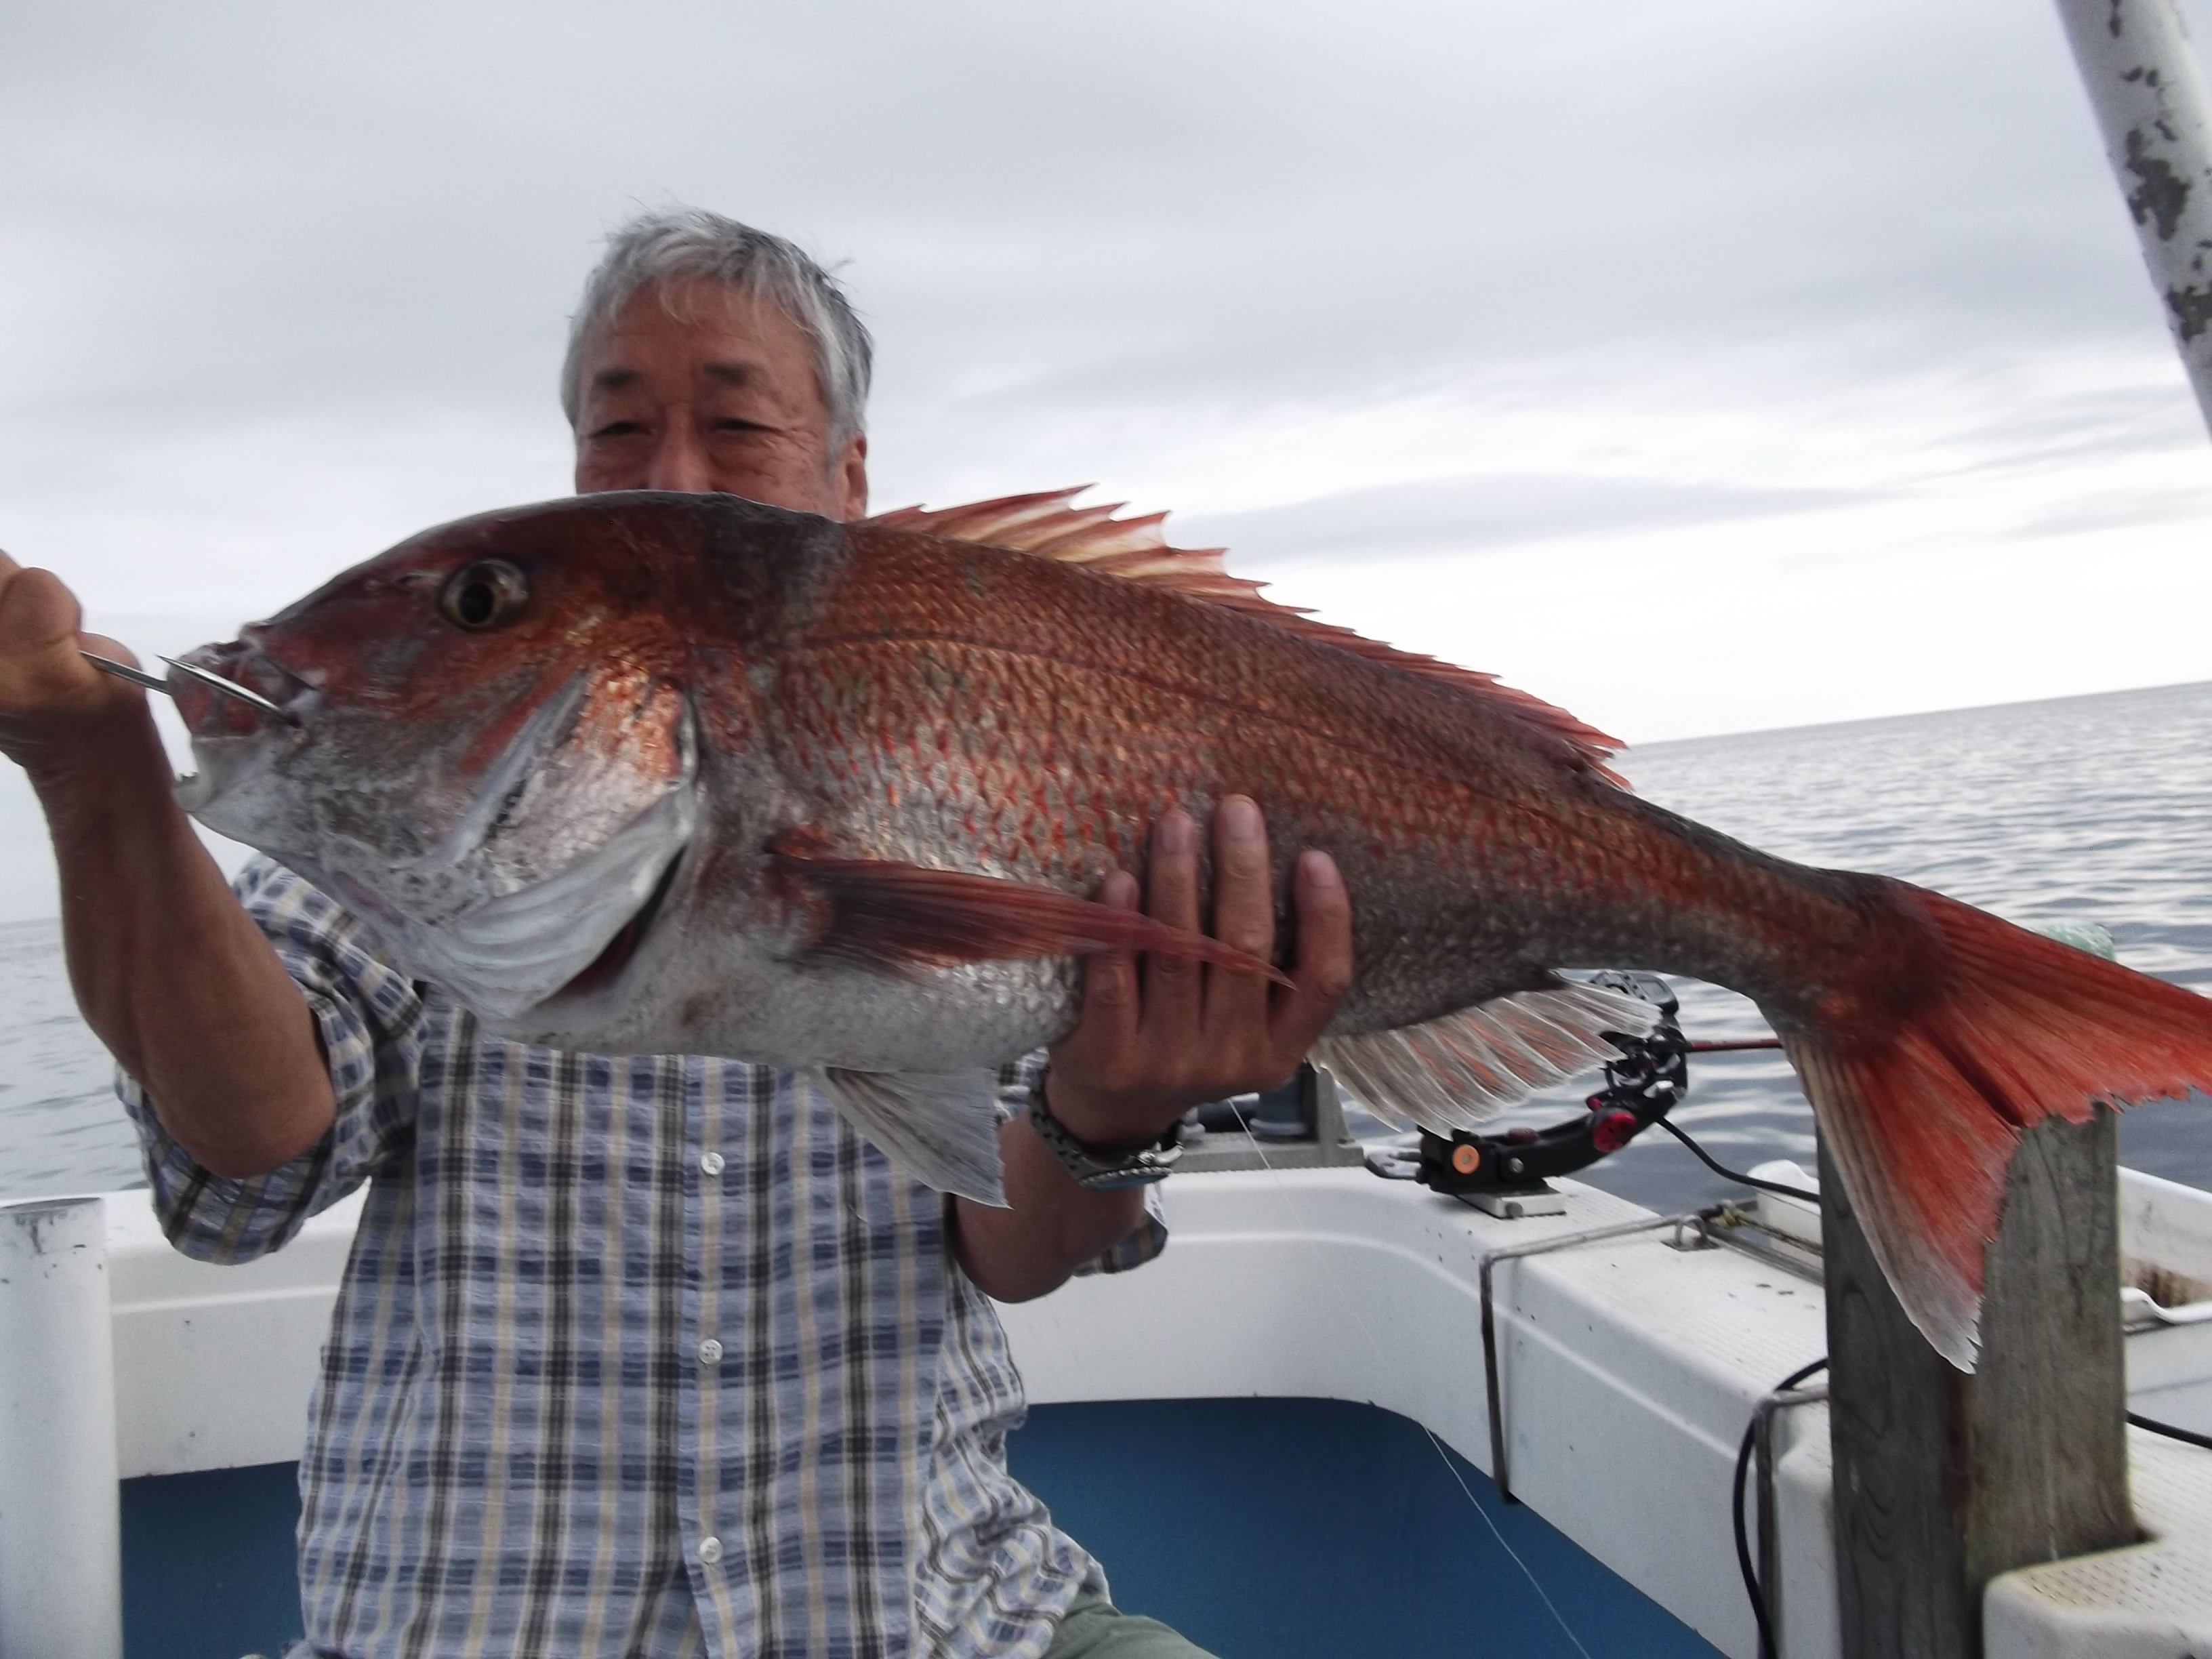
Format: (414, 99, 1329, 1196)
(0, 566, 111, 714)
(1049, 868, 1148, 1118)
(1270, 848, 1353, 1050)
(76, 631, 139, 670)
(1071, 869, 1142, 1042)
(1143, 808, 1200, 933)
(1202, 796, 1275, 1028)
(0, 565, 87, 657)
(1138, 808, 1205, 1040)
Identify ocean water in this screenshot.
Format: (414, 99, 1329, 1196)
(1488, 676, 2212, 1212)
(1, 680, 2209, 1209)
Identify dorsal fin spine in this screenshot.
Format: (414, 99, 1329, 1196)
(857, 489, 1624, 777)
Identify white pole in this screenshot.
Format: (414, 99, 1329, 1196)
(2055, 0, 2212, 434)
(0, 1197, 121, 1658)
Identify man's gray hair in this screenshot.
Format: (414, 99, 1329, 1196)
(560, 208, 874, 451)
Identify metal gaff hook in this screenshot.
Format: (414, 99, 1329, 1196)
(80, 649, 298, 725)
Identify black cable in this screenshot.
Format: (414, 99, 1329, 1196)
(1734, 1357, 1828, 1659)
(1656, 1118, 1820, 1203)
(2129, 1410, 2212, 1451)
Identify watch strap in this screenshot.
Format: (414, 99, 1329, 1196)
(1027, 1080, 1181, 1190)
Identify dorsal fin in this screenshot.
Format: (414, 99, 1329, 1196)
(861, 488, 1624, 778)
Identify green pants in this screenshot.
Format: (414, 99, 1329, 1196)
(1046, 1593, 1219, 1658)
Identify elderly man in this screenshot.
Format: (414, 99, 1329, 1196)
(0, 207, 1352, 1656)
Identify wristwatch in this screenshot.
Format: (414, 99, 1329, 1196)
(1027, 1079, 1182, 1190)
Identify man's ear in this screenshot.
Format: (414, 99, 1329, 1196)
(834, 434, 869, 520)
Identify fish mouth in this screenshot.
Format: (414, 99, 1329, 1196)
(170, 638, 319, 816)
(171, 637, 316, 737)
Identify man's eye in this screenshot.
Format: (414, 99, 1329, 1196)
(712, 417, 773, 434)
(589, 420, 648, 438)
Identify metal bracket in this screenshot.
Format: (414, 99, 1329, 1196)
(1477, 1212, 1695, 1504)
(1460, 1183, 1568, 1220)
(1755, 1379, 1831, 1650)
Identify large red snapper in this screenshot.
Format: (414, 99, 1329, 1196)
(170, 487, 2212, 1371)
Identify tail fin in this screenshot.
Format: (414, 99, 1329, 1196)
(1778, 880, 2212, 1372)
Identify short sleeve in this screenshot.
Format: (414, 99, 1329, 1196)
(991, 1053, 1168, 1275)
(117, 857, 426, 1264)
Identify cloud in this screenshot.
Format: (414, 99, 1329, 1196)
(2015, 485, 2212, 537)
(1172, 472, 1875, 565)
(0, 0, 2207, 765)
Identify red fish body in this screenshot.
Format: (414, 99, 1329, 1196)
(172, 488, 2212, 1372)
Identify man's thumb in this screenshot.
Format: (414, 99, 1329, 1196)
(0, 566, 88, 657)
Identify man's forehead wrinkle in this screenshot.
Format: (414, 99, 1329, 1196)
(584, 359, 787, 407)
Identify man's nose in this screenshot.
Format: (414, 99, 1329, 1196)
(644, 430, 714, 493)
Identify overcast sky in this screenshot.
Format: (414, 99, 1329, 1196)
(3, 0, 2211, 919)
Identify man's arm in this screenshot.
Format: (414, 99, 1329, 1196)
(952, 796, 1353, 1301)
(0, 553, 335, 1178)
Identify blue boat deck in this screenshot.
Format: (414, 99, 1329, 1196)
(123, 1397, 1719, 1658)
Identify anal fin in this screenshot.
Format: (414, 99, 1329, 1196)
(1313, 981, 1659, 1133)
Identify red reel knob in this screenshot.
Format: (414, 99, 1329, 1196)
(1591, 1109, 1640, 1154)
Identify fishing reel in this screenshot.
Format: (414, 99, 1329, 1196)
(1363, 972, 1689, 1213)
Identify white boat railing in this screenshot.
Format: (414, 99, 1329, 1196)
(0, 1196, 122, 1658)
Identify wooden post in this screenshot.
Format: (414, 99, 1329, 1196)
(1822, 1109, 2135, 1657)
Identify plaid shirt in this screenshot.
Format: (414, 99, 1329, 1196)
(120, 858, 1165, 1658)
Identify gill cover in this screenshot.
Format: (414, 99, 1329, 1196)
(312, 671, 699, 1019)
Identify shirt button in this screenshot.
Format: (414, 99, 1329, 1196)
(697, 1338, 724, 1366)
(697, 1536, 724, 1566)
(699, 1151, 725, 1176)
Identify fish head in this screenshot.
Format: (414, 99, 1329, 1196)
(170, 492, 775, 1021)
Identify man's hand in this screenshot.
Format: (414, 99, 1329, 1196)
(951, 796, 1353, 1303)
(1044, 795, 1354, 1149)
(0, 548, 337, 1177)
(0, 550, 155, 789)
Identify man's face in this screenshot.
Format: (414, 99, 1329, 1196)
(571, 277, 868, 518)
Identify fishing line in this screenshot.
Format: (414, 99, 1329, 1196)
(1218, 1094, 1598, 1659)
(1419, 1420, 1599, 1659)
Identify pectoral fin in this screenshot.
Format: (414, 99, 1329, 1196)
(772, 845, 1291, 983)
(815, 1066, 1010, 1205)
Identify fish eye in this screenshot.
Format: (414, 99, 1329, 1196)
(439, 560, 530, 631)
